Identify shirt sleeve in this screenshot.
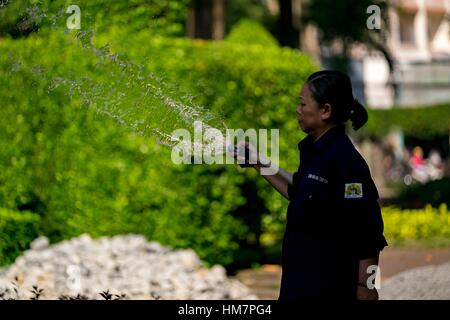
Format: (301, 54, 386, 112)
(335, 151, 388, 260)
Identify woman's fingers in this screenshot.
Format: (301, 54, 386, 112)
(235, 141, 248, 150)
(226, 142, 259, 167)
(226, 143, 237, 157)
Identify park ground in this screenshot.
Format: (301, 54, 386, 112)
(234, 246, 450, 299)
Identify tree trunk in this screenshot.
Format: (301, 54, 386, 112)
(277, 0, 297, 47)
(212, 0, 225, 40)
(186, 0, 224, 40)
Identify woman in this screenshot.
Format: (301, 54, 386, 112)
(233, 70, 388, 300)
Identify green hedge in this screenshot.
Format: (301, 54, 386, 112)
(0, 0, 190, 38)
(98, 25, 316, 169)
(396, 178, 450, 209)
(225, 19, 279, 47)
(0, 208, 41, 266)
(360, 104, 450, 139)
(0, 19, 317, 266)
(382, 204, 450, 246)
(2, 5, 448, 268)
(99, 27, 318, 256)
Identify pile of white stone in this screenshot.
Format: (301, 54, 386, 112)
(0, 234, 256, 300)
(379, 262, 450, 300)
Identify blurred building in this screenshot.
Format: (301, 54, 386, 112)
(350, 1, 450, 196)
(251, 1, 450, 195)
(350, 0, 450, 108)
(266, 0, 450, 108)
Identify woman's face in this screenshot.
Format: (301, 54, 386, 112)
(296, 84, 328, 134)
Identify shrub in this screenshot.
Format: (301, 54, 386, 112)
(0, 208, 41, 266)
(98, 28, 317, 264)
(225, 19, 279, 47)
(0, 26, 317, 267)
(396, 178, 450, 209)
(0, 0, 191, 38)
(382, 204, 450, 246)
(3, 17, 450, 267)
(359, 104, 450, 139)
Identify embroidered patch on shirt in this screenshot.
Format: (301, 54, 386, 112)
(307, 173, 329, 184)
(344, 183, 363, 198)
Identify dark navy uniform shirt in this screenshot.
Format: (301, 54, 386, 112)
(279, 125, 388, 300)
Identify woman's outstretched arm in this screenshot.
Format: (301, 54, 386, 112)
(231, 141, 293, 200)
(253, 163, 292, 200)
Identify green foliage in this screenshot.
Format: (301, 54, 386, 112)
(0, 208, 41, 266)
(225, 0, 275, 35)
(0, 32, 248, 266)
(0, 23, 317, 267)
(304, 0, 388, 43)
(103, 27, 316, 165)
(382, 204, 450, 246)
(226, 19, 278, 47)
(102, 29, 317, 263)
(396, 178, 450, 209)
(4, 2, 448, 269)
(359, 104, 450, 139)
(0, 0, 190, 38)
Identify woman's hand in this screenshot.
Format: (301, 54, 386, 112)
(228, 141, 263, 168)
(357, 256, 380, 300)
(228, 141, 291, 199)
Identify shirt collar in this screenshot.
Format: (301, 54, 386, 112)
(298, 124, 346, 153)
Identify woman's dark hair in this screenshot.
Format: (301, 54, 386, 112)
(306, 70, 368, 130)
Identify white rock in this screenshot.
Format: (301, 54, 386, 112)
(379, 262, 450, 300)
(30, 237, 49, 250)
(0, 234, 256, 300)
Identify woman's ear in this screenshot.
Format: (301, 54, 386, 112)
(321, 103, 332, 121)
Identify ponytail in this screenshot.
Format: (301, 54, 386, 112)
(349, 99, 368, 131)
